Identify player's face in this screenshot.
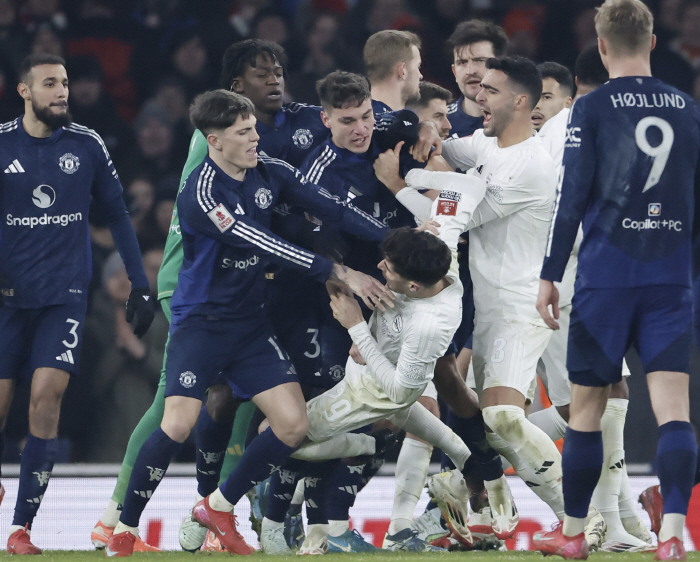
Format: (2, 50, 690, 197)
(321, 98, 374, 154)
(475, 69, 514, 138)
(217, 114, 260, 170)
(402, 46, 422, 101)
(231, 55, 284, 116)
(452, 41, 495, 102)
(21, 64, 72, 129)
(416, 99, 451, 140)
(531, 78, 571, 131)
(378, 258, 410, 294)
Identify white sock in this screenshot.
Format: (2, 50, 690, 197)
(113, 522, 139, 537)
(292, 433, 375, 461)
(389, 438, 432, 535)
(291, 480, 305, 505)
(328, 520, 350, 537)
(659, 513, 686, 542)
(487, 430, 565, 519)
(618, 468, 639, 519)
(591, 398, 627, 533)
(9, 525, 28, 536)
(528, 406, 568, 441)
(306, 523, 329, 538)
(394, 402, 470, 470)
(262, 517, 284, 531)
(484, 405, 564, 519)
(208, 488, 234, 512)
(101, 499, 121, 528)
(563, 515, 587, 537)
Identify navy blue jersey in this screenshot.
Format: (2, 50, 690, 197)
(256, 102, 329, 168)
(300, 137, 415, 276)
(447, 96, 484, 138)
(542, 77, 700, 289)
(0, 118, 147, 308)
(372, 99, 394, 116)
(171, 154, 387, 327)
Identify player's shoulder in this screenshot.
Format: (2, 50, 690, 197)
(284, 101, 321, 114)
(257, 150, 307, 183)
(0, 118, 20, 137)
(63, 122, 111, 158)
(447, 98, 461, 115)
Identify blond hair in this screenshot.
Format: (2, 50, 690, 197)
(595, 0, 653, 55)
(363, 30, 421, 84)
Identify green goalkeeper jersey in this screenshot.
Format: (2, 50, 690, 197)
(156, 130, 207, 301)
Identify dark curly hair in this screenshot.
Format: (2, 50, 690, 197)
(382, 228, 451, 287)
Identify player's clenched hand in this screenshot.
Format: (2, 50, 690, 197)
(349, 343, 366, 365)
(410, 121, 442, 162)
(330, 264, 395, 311)
(330, 293, 364, 329)
(374, 142, 405, 194)
(536, 279, 560, 330)
(125, 287, 156, 338)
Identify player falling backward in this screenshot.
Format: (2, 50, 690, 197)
(287, 187, 518, 543)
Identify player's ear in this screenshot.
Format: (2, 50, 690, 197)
(206, 132, 222, 150)
(565, 96, 573, 108)
(320, 110, 332, 129)
(17, 82, 30, 100)
(397, 61, 407, 81)
(650, 34, 657, 52)
(230, 78, 243, 94)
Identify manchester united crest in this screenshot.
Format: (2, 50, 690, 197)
(292, 128, 313, 149)
(59, 153, 80, 174)
(255, 187, 273, 209)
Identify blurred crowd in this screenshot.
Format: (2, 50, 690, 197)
(0, 0, 698, 462)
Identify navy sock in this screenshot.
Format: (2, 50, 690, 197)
(304, 460, 335, 525)
(449, 411, 503, 481)
(695, 452, 700, 487)
(327, 461, 364, 521)
(120, 428, 182, 527)
(12, 433, 58, 528)
(196, 406, 233, 497)
(220, 427, 294, 506)
(562, 428, 603, 519)
(265, 458, 302, 523)
(657, 421, 698, 515)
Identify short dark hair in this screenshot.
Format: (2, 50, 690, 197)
(407, 81, 452, 109)
(316, 71, 371, 111)
(363, 30, 421, 84)
(537, 62, 574, 97)
(574, 45, 608, 87)
(19, 53, 66, 84)
(486, 56, 542, 110)
(382, 228, 451, 287)
(447, 20, 508, 58)
(219, 39, 287, 91)
(190, 89, 255, 135)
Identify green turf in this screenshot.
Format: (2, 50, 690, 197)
(9, 552, 700, 562)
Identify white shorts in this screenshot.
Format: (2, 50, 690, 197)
(421, 380, 438, 401)
(536, 305, 572, 407)
(472, 318, 552, 402)
(305, 358, 424, 442)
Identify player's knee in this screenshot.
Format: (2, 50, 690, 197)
(161, 419, 194, 443)
(482, 404, 525, 440)
(270, 410, 309, 447)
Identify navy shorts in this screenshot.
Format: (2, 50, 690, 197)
(567, 286, 691, 386)
(0, 302, 87, 379)
(165, 313, 299, 401)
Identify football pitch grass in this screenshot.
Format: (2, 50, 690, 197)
(16, 552, 700, 562)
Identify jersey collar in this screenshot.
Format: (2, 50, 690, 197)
(17, 115, 65, 144)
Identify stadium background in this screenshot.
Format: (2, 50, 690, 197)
(0, 0, 699, 550)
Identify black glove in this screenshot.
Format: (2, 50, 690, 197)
(126, 287, 155, 338)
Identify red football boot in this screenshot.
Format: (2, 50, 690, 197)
(104, 531, 136, 558)
(655, 537, 686, 561)
(7, 525, 42, 555)
(533, 522, 589, 560)
(192, 496, 254, 555)
(639, 485, 663, 537)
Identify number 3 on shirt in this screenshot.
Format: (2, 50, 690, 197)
(635, 116, 674, 193)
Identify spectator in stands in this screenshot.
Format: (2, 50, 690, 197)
(0, 0, 30, 73)
(30, 23, 63, 56)
(669, 0, 700, 70)
(165, 28, 217, 103)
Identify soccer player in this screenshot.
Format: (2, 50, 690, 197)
(530, 52, 652, 552)
(91, 39, 330, 552)
(363, 30, 422, 115)
(406, 82, 453, 140)
(0, 53, 154, 555)
(533, 1, 700, 559)
(531, 62, 573, 132)
(399, 56, 563, 521)
(446, 20, 509, 138)
(104, 89, 392, 557)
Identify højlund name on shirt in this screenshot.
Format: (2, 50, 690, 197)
(610, 92, 686, 109)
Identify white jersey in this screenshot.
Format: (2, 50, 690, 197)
(537, 107, 580, 307)
(441, 130, 557, 325)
